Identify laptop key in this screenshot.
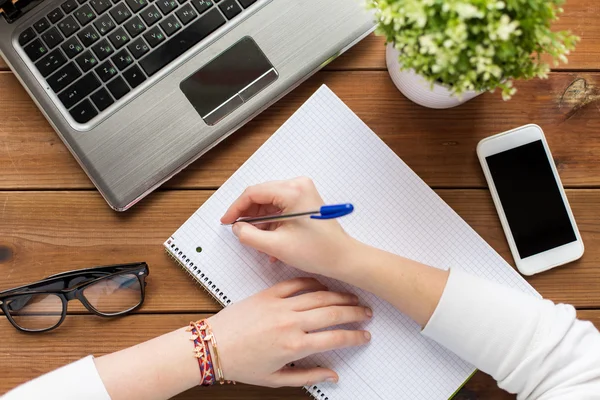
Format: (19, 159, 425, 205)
(143, 26, 165, 47)
(95, 60, 118, 81)
(238, 0, 255, 8)
(74, 4, 96, 26)
(106, 76, 130, 99)
(70, 99, 98, 123)
(35, 49, 67, 77)
(110, 2, 132, 24)
(62, 36, 85, 58)
(127, 37, 149, 58)
(111, 49, 134, 70)
(124, 16, 146, 37)
(75, 50, 99, 71)
(92, 39, 114, 60)
(59, 72, 101, 108)
(140, 7, 224, 76)
(89, 0, 112, 14)
(108, 27, 130, 49)
(159, 15, 181, 36)
(219, 0, 240, 19)
(90, 87, 114, 110)
(62, 0, 79, 13)
(58, 15, 80, 37)
(190, 0, 212, 15)
(33, 17, 51, 33)
(18, 27, 36, 46)
(24, 39, 48, 62)
(47, 8, 65, 23)
(41, 27, 64, 49)
(156, 0, 177, 15)
(140, 5, 161, 26)
(94, 14, 116, 35)
(175, 4, 197, 25)
(125, 0, 148, 13)
(47, 62, 82, 92)
(78, 25, 101, 46)
(122, 64, 146, 88)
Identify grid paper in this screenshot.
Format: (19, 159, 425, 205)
(164, 85, 538, 400)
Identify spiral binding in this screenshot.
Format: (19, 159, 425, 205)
(164, 239, 232, 308)
(303, 385, 329, 400)
(165, 240, 328, 400)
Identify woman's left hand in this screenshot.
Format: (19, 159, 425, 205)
(207, 277, 372, 387)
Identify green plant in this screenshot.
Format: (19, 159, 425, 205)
(368, 0, 579, 99)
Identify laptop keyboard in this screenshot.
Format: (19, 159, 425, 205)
(17, 0, 259, 124)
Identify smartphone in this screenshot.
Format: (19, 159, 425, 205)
(477, 124, 584, 275)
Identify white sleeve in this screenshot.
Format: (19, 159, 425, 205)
(422, 268, 600, 399)
(2, 356, 111, 400)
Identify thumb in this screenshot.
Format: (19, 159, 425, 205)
(232, 222, 278, 254)
(270, 367, 338, 387)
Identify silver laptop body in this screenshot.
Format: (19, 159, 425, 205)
(0, 0, 374, 210)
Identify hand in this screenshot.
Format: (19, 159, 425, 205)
(220, 177, 355, 277)
(207, 277, 372, 387)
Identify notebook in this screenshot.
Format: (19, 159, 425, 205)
(164, 85, 538, 399)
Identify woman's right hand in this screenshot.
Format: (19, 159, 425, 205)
(220, 177, 357, 279)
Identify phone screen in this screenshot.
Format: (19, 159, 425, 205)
(485, 140, 577, 259)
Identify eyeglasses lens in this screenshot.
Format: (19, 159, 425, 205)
(6, 293, 63, 331)
(82, 273, 142, 315)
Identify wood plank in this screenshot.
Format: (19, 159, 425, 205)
(327, 0, 600, 71)
(0, 311, 598, 398)
(2, 71, 600, 190)
(1, 189, 599, 312)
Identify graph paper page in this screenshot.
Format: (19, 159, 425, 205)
(166, 85, 538, 399)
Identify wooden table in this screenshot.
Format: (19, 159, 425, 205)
(1, 2, 600, 398)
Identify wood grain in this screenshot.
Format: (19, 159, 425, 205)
(0, 311, 598, 398)
(1, 189, 599, 312)
(2, 71, 600, 190)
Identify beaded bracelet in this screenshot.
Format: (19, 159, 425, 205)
(187, 320, 216, 386)
(189, 319, 235, 385)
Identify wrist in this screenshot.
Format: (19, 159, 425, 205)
(331, 237, 373, 284)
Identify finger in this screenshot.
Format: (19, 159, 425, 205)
(289, 291, 359, 311)
(270, 367, 338, 387)
(221, 181, 297, 224)
(270, 278, 327, 298)
(304, 329, 371, 354)
(232, 222, 280, 254)
(301, 306, 372, 331)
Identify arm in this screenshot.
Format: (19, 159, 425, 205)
(2, 278, 372, 400)
(222, 177, 600, 398)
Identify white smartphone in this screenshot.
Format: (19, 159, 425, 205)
(477, 124, 584, 276)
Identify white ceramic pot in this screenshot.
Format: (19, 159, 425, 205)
(385, 43, 482, 109)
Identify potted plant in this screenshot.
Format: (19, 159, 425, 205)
(367, 0, 579, 108)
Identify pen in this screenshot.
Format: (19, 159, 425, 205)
(226, 203, 354, 226)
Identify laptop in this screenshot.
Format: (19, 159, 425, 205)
(0, 0, 374, 211)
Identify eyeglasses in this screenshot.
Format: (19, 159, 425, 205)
(0, 262, 149, 333)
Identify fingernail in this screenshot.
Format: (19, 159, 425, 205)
(232, 223, 240, 236)
(325, 377, 338, 383)
(363, 331, 371, 341)
(365, 308, 373, 317)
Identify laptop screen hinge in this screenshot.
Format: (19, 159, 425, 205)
(0, 0, 38, 23)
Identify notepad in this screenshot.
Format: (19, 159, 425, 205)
(164, 85, 538, 399)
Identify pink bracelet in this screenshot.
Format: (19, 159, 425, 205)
(188, 320, 216, 386)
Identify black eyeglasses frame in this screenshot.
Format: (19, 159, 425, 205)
(0, 262, 149, 333)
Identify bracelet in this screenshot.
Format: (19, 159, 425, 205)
(191, 319, 235, 385)
(187, 321, 216, 386)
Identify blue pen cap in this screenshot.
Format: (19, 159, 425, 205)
(311, 203, 354, 220)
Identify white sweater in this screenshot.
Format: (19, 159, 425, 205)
(4, 269, 600, 399)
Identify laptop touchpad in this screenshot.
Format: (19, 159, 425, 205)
(180, 37, 278, 126)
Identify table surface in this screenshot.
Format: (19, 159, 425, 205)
(1, 1, 600, 398)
